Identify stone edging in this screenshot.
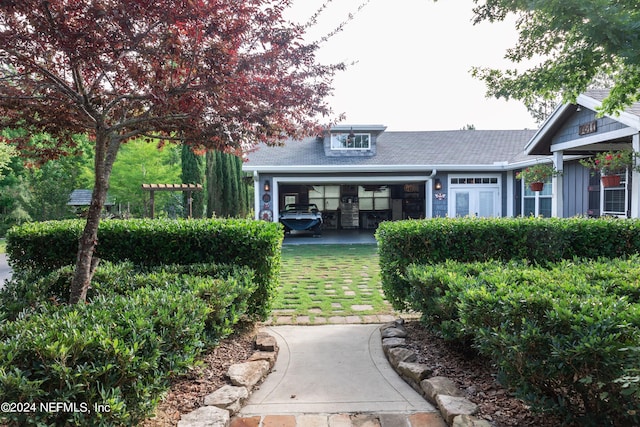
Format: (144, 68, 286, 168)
(380, 319, 491, 427)
(177, 331, 278, 427)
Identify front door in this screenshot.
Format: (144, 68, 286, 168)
(449, 176, 501, 217)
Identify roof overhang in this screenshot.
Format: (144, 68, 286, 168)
(243, 160, 575, 175)
(525, 93, 640, 155)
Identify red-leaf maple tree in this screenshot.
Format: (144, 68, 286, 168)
(0, 0, 343, 303)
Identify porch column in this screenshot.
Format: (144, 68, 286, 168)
(552, 151, 564, 218)
(631, 133, 640, 218)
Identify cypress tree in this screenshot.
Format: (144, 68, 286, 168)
(180, 145, 204, 218)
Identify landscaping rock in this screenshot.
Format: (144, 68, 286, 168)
(247, 351, 277, 368)
(452, 414, 492, 427)
(397, 361, 433, 383)
(204, 385, 249, 415)
(386, 347, 416, 368)
(421, 376, 464, 405)
(381, 327, 408, 339)
(255, 332, 277, 352)
(178, 405, 229, 427)
(227, 360, 270, 389)
(381, 337, 406, 353)
(437, 395, 478, 425)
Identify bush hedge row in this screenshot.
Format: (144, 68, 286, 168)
(405, 258, 640, 426)
(0, 261, 256, 426)
(5, 218, 283, 319)
(376, 217, 640, 309)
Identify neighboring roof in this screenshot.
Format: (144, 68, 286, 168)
(244, 129, 541, 173)
(526, 89, 640, 155)
(68, 189, 115, 206)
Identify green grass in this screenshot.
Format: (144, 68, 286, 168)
(272, 244, 396, 323)
(0, 238, 5, 254)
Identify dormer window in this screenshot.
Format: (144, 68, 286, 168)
(331, 132, 371, 150)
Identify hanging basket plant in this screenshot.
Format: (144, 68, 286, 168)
(579, 150, 635, 175)
(516, 164, 559, 192)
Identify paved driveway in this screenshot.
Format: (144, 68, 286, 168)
(0, 254, 11, 287)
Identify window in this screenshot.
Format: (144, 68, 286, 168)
(330, 133, 371, 149)
(522, 178, 552, 217)
(358, 186, 390, 210)
(601, 171, 628, 217)
(308, 185, 340, 211)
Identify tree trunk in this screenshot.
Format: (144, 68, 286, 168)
(69, 132, 120, 304)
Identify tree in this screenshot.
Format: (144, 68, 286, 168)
(0, 0, 342, 303)
(469, 1, 640, 115)
(181, 145, 204, 218)
(109, 139, 181, 217)
(205, 150, 252, 218)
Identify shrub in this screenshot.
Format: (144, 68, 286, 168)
(405, 258, 640, 425)
(5, 218, 282, 319)
(0, 287, 210, 426)
(0, 261, 255, 342)
(376, 217, 640, 310)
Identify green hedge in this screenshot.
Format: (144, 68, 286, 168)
(405, 258, 640, 426)
(6, 218, 283, 319)
(0, 287, 210, 426)
(0, 260, 259, 425)
(376, 217, 640, 309)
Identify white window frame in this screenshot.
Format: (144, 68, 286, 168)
(521, 177, 553, 217)
(601, 170, 629, 217)
(330, 132, 371, 150)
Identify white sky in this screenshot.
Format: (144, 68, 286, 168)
(287, 0, 540, 131)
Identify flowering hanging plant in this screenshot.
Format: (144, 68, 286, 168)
(515, 164, 558, 183)
(579, 150, 635, 176)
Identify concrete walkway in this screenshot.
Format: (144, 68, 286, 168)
(233, 324, 445, 427)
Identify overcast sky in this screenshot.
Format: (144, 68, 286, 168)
(287, 0, 541, 131)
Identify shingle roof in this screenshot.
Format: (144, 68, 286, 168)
(68, 189, 115, 206)
(244, 129, 540, 170)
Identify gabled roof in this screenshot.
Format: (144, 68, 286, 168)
(525, 89, 640, 155)
(244, 129, 541, 173)
(68, 189, 115, 206)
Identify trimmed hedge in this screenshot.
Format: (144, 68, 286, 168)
(6, 218, 283, 319)
(376, 217, 640, 309)
(405, 258, 640, 426)
(0, 287, 210, 426)
(0, 260, 258, 425)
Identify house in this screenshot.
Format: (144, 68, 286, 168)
(526, 89, 640, 219)
(243, 90, 640, 228)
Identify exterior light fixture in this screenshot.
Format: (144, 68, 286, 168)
(264, 180, 270, 192)
(434, 178, 442, 191)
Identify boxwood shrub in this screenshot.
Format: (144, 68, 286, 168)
(5, 218, 283, 319)
(405, 258, 640, 426)
(376, 217, 640, 309)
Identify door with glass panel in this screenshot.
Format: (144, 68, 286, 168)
(451, 188, 500, 217)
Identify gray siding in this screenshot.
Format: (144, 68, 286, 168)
(551, 109, 627, 147)
(562, 161, 591, 217)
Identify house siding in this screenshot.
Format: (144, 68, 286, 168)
(551, 109, 627, 147)
(562, 161, 591, 217)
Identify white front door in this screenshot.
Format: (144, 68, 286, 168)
(449, 176, 501, 217)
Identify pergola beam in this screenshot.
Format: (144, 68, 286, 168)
(141, 183, 203, 218)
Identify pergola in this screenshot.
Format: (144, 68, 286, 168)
(141, 183, 203, 218)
